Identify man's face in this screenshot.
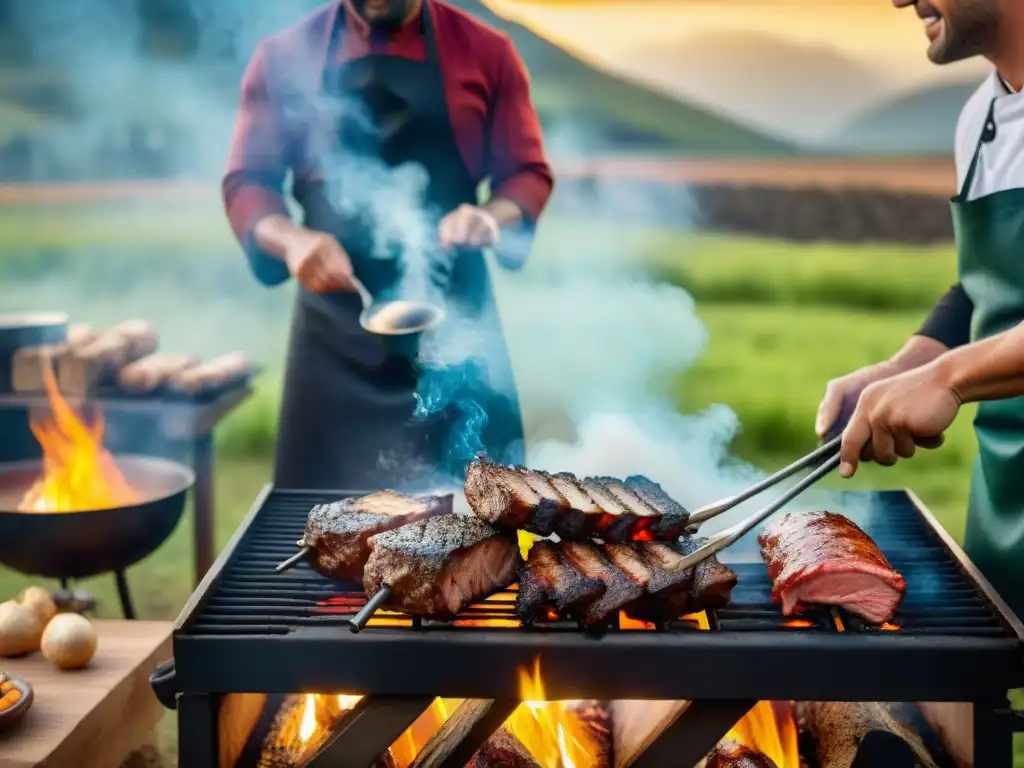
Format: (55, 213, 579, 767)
(349, 0, 412, 29)
(893, 0, 1002, 64)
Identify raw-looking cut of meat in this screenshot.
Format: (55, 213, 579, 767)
(758, 510, 907, 624)
(515, 540, 604, 622)
(302, 491, 452, 583)
(464, 455, 690, 542)
(363, 515, 517, 619)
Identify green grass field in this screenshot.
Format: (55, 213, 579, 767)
(1, 200, 1016, 764)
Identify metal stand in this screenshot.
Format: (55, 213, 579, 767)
(177, 693, 219, 768)
(114, 569, 136, 619)
(976, 697, 1015, 767)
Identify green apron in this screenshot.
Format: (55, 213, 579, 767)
(953, 97, 1024, 620)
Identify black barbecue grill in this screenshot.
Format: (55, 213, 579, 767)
(162, 485, 1024, 767)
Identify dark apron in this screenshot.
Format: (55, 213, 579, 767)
(952, 98, 1024, 620)
(274, 4, 524, 490)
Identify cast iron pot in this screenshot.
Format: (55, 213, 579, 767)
(0, 455, 194, 578)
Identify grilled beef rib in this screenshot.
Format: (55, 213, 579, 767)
(302, 491, 452, 583)
(363, 515, 517, 619)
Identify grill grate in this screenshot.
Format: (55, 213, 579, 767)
(183, 490, 1008, 638)
(173, 487, 1024, 701)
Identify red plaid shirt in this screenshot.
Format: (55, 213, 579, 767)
(223, 0, 553, 259)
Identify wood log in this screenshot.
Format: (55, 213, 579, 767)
(571, 700, 614, 767)
(609, 700, 690, 768)
(466, 727, 542, 768)
(917, 703, 971, 768)
(700, 740, 778, 768)
(117, 352, 199, 393)
(217, 693, 268, 768)
(57, 319, 158, 396)
(796, 702, 938, 768)
(408, 699, 520, 768)
(11, 323, 99, 392)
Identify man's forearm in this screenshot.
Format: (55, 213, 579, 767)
(934, 324, 1024, 404)
(483, 196, 525, 229)
(890, 334, 949, 371)
(252, 214, 308, 260)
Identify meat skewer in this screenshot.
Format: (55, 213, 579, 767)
(686, 435, 842, 530)
(274, 491, 453, 575)
(354, 515, 518, 632)
(668, 449, 841, 573)
(464, 456, 690, 542)
(759, 510, 907, 624)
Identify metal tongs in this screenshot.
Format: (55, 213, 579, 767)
(673, 436, 842, 572)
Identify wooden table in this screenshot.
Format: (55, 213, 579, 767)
(0, 620, 171, 768)
(0, 388, 251, 587)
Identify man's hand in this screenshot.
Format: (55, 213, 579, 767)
(838, 362, 960, 478)
(438, 204, 500, 250)
(284, 229, 355, 293)
(815, 361, 902, 438)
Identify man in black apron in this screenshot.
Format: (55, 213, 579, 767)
(818, 0, 1024, 618)
(222, 0, 553, 490)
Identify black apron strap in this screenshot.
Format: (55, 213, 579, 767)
(956, 98, 998, 202)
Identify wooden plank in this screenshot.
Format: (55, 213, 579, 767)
(0, 620, 171, 768)
(409, 699, 520, 768)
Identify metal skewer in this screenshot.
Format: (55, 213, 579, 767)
(671, 451, 842, 573)
(275, 542, 311, 573)
(686, 435, 842, 530)
(345, 587, 392, 634)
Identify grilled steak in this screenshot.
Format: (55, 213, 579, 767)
(703, 741, 778, 768)
(302, 491, 452, 583)
(624, 537, 738, 623)
(363, 515, 517, 618)
(560, 541, 645, 626)
(464, 455, 689, 542)
(758, 510, 906, 624)
(515, 540, 604, 623)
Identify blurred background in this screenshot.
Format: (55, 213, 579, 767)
(0, 0, 1002, 759)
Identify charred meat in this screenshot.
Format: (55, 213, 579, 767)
(302, 491, 452, 583)
(363, 515, 517, 619)
(758, 510, 907, 624)
(560, 541, 645, 626)
(624, 537, 738, 623)
(515, 540, 604, 622)
(464, 456, 689, 542)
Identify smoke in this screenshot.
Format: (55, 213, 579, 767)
(1, 1, 866, 546)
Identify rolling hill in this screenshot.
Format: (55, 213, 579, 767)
(824, 80, 981, 155)
(618, 32, 890, 145)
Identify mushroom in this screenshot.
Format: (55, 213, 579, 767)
(41, 613, 97, 670)
(17, 587, 57, 627)
(0, 602, 43, 657)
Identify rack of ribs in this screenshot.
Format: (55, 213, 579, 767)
(464, 455, 690, 543)
(515, 537, 737, 627)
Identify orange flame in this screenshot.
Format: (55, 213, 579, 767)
(296, 694, 363, 748)
(504, 658, 600, 767)
(389, 698, 462, 767)
(17, 357, 136, 512)
(726, 701, 800, 768)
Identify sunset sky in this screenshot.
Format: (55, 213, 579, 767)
(487, 0, 988, 86)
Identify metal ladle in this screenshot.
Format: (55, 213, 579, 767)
(351, 275, 446, 336)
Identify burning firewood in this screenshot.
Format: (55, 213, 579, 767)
(467, 727, 542, 768)
(570, 700, 614, 767)
(796, 702, 938, 768)
(701, 740, 779, 768)
(57, 319, 159, 396)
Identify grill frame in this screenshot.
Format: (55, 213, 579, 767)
(172, 485, 1024, 702)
